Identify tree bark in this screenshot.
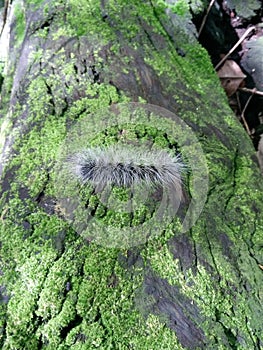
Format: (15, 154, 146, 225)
(0, 1, 262, 349)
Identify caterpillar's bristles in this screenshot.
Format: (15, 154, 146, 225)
(68, 145, 185, 190)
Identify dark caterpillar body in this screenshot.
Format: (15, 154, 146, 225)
(69, 145, 185, 190)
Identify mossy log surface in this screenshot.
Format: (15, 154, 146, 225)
(0, 1, 262, 349)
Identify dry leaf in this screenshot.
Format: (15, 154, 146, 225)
(217, 60, 246, 96)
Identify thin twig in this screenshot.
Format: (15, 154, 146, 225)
(238, 87, 263, 97)
(240, 89, 256, 135)
(215, 26, 256, 70)
(198, 0, 216, 37)
(236, 91, 242, 113)
(0, 0, 10, 38)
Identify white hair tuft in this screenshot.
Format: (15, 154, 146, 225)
(68, 145, 185, 190)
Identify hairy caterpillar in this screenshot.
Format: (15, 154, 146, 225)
(67, 145, 185, 192)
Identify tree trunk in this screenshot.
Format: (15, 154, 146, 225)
(0, 1, 262, 349)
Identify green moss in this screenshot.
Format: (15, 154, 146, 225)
(189, 0, 206, 14)
(144, 242, 260, 349)
(10, 116, 66, 197)
(170, 0, 190, 16)
(1, 233, 184, 348)
(1, 0, 262, 348)
(14, 3, 26, 46)
(66, 0, 116, 39)
(26, 77, 53, 120)
(27, 0, 45, 4)
(150, 0, 191, 17)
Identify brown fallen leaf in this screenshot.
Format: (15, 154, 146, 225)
(217, 60, 246, 96)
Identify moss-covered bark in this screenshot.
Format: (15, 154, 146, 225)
(0, 0, 262, 349)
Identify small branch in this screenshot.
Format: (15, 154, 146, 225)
(238, 87, 263, 97)
(215, 26, 256, 70)
(198, 0, 216, 37)
(0, 0, 10, 38)
(240, 89, 256, 135)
